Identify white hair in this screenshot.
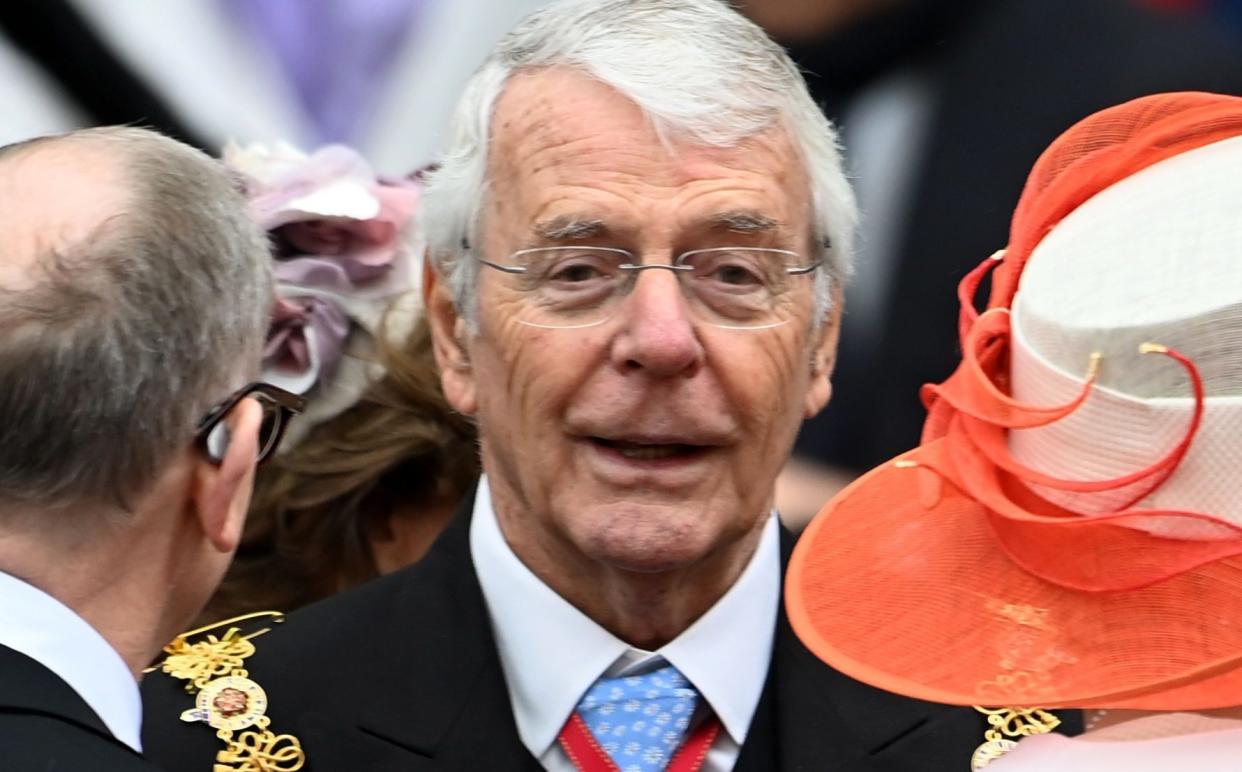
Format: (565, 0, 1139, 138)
(420, 0, 858, 326)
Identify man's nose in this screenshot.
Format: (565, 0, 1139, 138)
(610, 269, 705, 377)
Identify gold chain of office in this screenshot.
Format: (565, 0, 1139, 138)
(149, 611, 306, 772)
(970, 706, 1061, 770)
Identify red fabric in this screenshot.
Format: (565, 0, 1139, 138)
(558, 712, 720, 772)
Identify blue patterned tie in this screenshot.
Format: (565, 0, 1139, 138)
(576, 662, 701, 772)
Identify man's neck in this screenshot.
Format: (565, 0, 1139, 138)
(494, 508, 767, 650)
(0, 538, 182, 679)
(67, 579, 169, 680)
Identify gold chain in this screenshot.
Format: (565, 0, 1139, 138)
(969, 707, 1061, 770)
(148, 611, 306, 772)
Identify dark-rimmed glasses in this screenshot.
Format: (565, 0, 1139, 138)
(195, 382, 307, 464)
(479, 246, 821, 330)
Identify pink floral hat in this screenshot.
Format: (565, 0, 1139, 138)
(223, 141, 422, 449)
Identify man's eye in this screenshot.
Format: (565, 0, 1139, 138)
(549, 261, 609, 283)
(709, 263, 764, 286)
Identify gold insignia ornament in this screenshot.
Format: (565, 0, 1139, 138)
(181, 675, 269, 732)
(970, 707, 1061, 770)
(148, 611, 306, 772)
(970, 738, 1018, 771)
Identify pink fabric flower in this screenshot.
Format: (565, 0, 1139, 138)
(263, 295, 351, 390)
(227, 141, 419, 290)
(223, 140, 422, 447)
(274, 182, 417, 283)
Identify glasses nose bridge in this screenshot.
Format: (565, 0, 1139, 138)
(620, 261, 694, 283)
(613, 258, 699, 321)
(618, 258, 695, 300)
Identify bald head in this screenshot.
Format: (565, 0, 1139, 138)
(0, 133, 133, 291)
(0, 126, 273, 514)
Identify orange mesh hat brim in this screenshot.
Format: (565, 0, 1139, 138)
(787, 92, 1242, 710)
(787, 442, 1242, 710)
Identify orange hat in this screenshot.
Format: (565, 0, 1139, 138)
(786, 92, 1242, 711)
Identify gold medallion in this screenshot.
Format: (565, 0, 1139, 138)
(150, 611, 306, 772)
(180, 675, 268, 732)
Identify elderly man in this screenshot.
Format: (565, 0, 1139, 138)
(142, 1, 989, 769)
(0, 127, 302, 770)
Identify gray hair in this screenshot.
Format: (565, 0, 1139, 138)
(421, 0, 858, 326)
(0, 127, 272, 511)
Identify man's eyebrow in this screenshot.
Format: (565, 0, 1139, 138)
(708, 211, 780, 234)
(532, 216, 608, 241)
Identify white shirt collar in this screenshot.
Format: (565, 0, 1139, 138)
(0, 570, 143, 752)
(470, 476, 779, 759)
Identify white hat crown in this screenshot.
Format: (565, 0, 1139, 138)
(1008, 135, 1242, 526)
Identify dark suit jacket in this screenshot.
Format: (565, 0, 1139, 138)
(140, 493, 1036, 771)
(0, 644, 164, 771)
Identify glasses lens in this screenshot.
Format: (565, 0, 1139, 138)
(203, 421, 231, 463)
(679, 249, 809, 329)
(483, 247, 815, 330)
(255, 397, 284, 462)
(488, 247, 629, 329)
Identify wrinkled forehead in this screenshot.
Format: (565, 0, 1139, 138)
(484, 67, 810, 229)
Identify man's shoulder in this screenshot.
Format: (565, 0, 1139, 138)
(141, 516, 500, 769)
(140, 568, 422, 770)
(0, 713, 163, 771)
(148, 530, 479, 697)
(0, 647, 160, 772)
(260, 560, 436, 662)
(0, 644, 150, 767)
(265, 514, 480, 662)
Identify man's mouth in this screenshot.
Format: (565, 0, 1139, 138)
(589, 437, 708, 461)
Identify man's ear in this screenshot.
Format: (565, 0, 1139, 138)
(423, 256, 478, 415)
(804, 289, 843, 420)
(192, 397, 262, 554)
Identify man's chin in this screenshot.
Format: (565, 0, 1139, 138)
(593, 547, 708, 575)
(570, 509, 724, 575)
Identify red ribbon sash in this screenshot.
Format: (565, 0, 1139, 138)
(559, 711, 721, 772)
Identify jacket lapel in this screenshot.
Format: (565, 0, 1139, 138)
(288, 491, 543, 771)
(735, 530, 991, 772)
